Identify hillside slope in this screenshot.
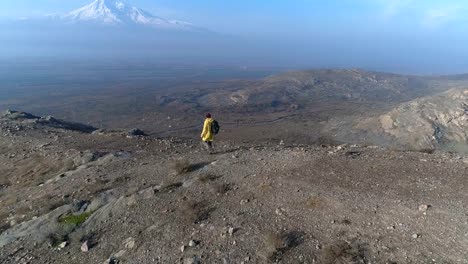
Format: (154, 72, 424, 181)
(189, 69, 443, 112)
(0, 111, 467, 263)
(356, 88, 468, 153)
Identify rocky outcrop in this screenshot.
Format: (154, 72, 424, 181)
(361, 88, 468, 152)
(2, 110, 97, 133)
(1, 110, 40, 120)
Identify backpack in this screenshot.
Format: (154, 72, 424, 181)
(211, 120, 220, 135)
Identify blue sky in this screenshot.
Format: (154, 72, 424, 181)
(1, 0, 468, 73)
(1, 0, 467, 35)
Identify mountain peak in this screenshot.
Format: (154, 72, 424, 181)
(62, 0, 197, 30)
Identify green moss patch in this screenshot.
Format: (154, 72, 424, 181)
(59, 212, 93, 226)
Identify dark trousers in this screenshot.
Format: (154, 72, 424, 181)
(202, 141, 213, 153)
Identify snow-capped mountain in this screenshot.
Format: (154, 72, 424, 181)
(2, 0, 217, 59)
(62, 0, 198, 31)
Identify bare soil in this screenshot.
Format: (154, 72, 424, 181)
(0, 115, 467, 264)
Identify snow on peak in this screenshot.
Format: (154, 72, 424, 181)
(115, 2, 125, 10)
(62, 0, 196, 30)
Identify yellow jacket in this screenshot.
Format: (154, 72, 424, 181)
(201, 118, 214, 142)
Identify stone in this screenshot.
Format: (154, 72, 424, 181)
(180, 245, 186, 252)
(412, 234, 419, 239)
(128, 128, 146, 137)
(57, 241, 67, 250)
(188, 240, 197, 247)
(418, 204, 430, 212)
(184, 256, 201, 264)
(123, 237, 136, 249)
(104, 257, 119, 264)
(228, 227, 235, 235)
(81, 241, 89, 252)
(275, 208, 284, 216)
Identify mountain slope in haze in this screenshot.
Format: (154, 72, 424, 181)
(166, 69, 452, 112)
(0, 0, 214, 58)
(61, 0, 200, 31)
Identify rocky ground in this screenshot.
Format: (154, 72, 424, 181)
(355, 88, 468, 153)
(0, 111, 467, 264)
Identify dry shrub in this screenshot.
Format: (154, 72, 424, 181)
(306, 196, 323, 209)
(179, 200, 213, 224)
(322, 240, 369, 264)
(263, 231, 284, 258)
(261, 231, 305, 261)
(341, 219, 352, 225)
(197, 174, 220, 183)
(172, 159, 193, 175)
(209, 183, 231, 195)
(259, 183, 273, 192)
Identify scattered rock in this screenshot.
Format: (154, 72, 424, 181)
(228, 227, 236, 235)
(57, 241, 67, 250)
(418, 204, 430, 212)
(81, 241, 89, 252)
(188, 240, 198, 247)
(240, 199, 249, 205)
(275, 208, 286, 216)
(412, 234, 420, 239)
(180, 245, 186, 252)
(123, 237, 136, 249)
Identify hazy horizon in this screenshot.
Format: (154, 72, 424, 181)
(1, 0, 468, 74)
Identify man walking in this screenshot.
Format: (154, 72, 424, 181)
(201, 113, 216, 153)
